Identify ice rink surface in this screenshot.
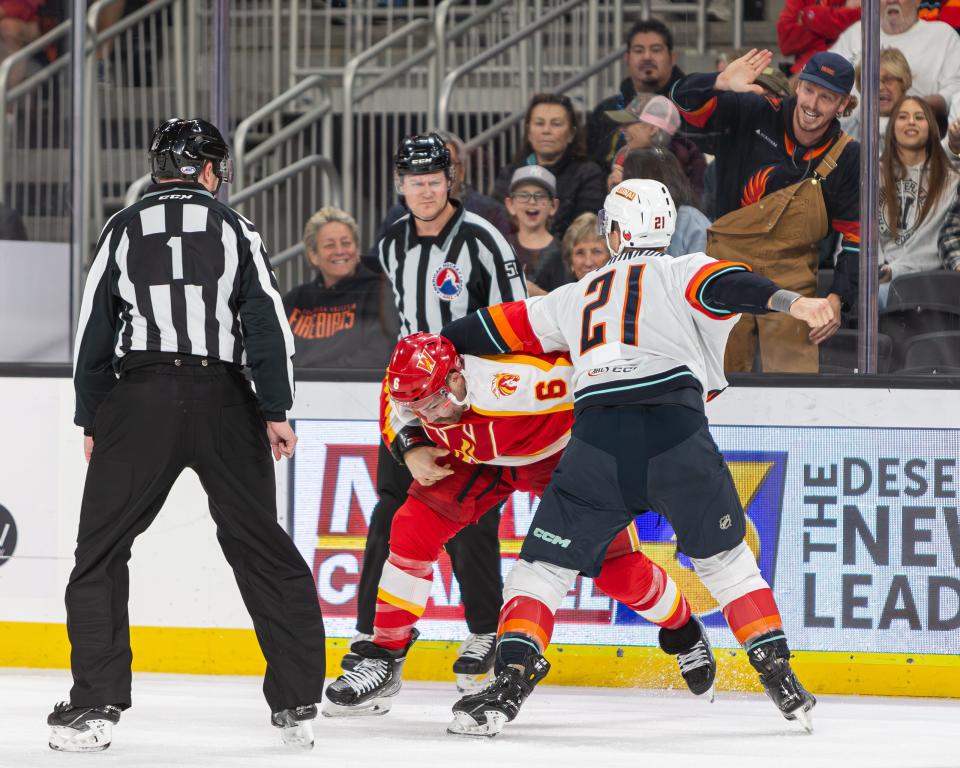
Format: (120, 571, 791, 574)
(4, 669, 957, 768)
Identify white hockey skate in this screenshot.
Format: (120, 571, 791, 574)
(453, 633, 496, 693)
(47, 703, 121, 752)
(271, 704, 317, 749)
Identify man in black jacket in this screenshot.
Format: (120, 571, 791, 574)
(586, 19, 686, 172)
(50, 118, 325, 752)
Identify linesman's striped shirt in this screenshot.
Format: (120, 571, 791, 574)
(378, 200, 527, 335)
(73, 181, 295, 430)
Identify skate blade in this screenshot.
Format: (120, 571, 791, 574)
(455, 670, 494, 693)
(447, 710, 507, 738)
(321, 696, 393, 718)
(48, 721, 113, 752)
(278, 721, 314, 749)
(791, 705, 814, 733)
(701, 684, 716, 704)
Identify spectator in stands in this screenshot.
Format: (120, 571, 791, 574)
(845, 48, 911, 144)
(561, 212, 610, 281)
(778, 0, 861, 76)
(604, 94, 704, 198)
(672, 49, 860, 373)
(938, 187, 960, 272)
(831, 0, 960, 122)
(586, 19, 686, 172)
(492, 93, 605, 239)
(701, 63, 793, 219)
(879, 96, 960, 303)
(503, 166, 568, 295)
(0, 1, 42, 90)
(622, 147, 710, 257)
(283, 207, 398, 369)
(0, 201, 27, 240)
(918, 0, 960, 31)
(375, 130, 511, 245)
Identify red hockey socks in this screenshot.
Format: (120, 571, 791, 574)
(373, 552, 435, 650)
(722, 587, 784, 648)
(594, 551, 691, 630)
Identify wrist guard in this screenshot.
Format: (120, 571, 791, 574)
(769, 289, 802, 313)
(390, 425, 433, 465)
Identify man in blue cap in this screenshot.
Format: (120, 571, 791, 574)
(670, 49, 860, 373)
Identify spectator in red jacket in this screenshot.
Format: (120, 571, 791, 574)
(778, 0, 861, 75)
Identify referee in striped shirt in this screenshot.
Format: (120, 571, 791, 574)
(51, 119, 324, 751)
(346, 134, 526, 685)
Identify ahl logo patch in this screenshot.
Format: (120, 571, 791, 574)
(432, 263, 464, 301)
(615, 187, 637, 201)
(491, 373, 520, 399)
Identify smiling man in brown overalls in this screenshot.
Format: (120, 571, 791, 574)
(671, 50, 860, 372)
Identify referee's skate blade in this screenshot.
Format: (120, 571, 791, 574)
(278, 720, 314, 749)
(321, 697, 393, 718)
(456, 669, 494, 693)
(48, 721, 113, 752)
(446, 710, 507, 738)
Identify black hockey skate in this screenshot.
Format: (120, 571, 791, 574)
(271, 704, 317, 749)
(448, 651, 551, 737)
(47, 702, 122, 752)
(747, 632, 816, 732)
(659, 614, 717, 701)
(322, 629, 419, 717)
(452, 632, 496, 692)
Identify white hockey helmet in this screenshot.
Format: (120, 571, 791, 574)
(598, 178, 676, 255)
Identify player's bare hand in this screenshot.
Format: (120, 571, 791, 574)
(788, 295, 837, 343)
(83, 436, 94, 464)
(714, 48, 774, 94)
(266, 420, 297, 461)
(405, 446, 454, 486)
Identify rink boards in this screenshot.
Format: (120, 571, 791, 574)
(1, 376, 959, 698)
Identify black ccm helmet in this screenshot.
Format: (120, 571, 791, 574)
(149, 118, 233, 186)
(394, 133, 452, 179)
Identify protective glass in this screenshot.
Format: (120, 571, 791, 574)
(217, 157, 234, 184)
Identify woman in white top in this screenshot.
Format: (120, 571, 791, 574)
(879, 95, 960, 306)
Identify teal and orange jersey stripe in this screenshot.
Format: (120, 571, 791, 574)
(685, 260, 752, 320)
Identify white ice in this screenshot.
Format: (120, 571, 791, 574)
(3, 668, 956, 768)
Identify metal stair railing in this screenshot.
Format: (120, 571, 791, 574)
(0, 19, 74, 242)
(340, 17, 438, 243)
(437, 0, 625, 197)
(233, 74, 334, 191)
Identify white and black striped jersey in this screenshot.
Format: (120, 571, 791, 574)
(377, 200, 527, 335)
(73, 181, 295, 429)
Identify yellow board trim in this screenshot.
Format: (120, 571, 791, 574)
(317, 535, 525, 554)
(3, 621, 958, 698)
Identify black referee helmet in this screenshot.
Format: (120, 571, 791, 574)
(149, 118, 234, 186)
(394, 133, 453, 179)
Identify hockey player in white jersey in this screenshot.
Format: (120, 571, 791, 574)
(443, 178, 832, 736)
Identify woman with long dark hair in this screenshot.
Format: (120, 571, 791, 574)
(879, 95, 959, 304)
(492, 93, 606, 237)
(622, 146, 711, 256)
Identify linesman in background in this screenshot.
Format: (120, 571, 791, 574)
(48, 118, 325, 753)
(341, 134, 527, 694)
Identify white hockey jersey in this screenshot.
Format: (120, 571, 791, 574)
(449, 250, 757, 408)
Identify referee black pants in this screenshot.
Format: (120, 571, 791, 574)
(354, 442, 503, 636)
(66, 363, 325, 713)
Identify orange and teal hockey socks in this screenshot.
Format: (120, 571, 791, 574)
(496, 596, 556, 671)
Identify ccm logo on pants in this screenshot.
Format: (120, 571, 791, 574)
(533, 528, 571, 548)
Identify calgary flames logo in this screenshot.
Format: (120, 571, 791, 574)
(416, 349, 436, 374)
(491, 372, 520, 399)
(740, 165, 775, 208)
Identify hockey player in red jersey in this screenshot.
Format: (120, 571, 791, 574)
(322, 331, 717, 717)
(445, 178, 834, 736)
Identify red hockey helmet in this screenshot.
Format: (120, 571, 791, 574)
(386, 332, 463, 411)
